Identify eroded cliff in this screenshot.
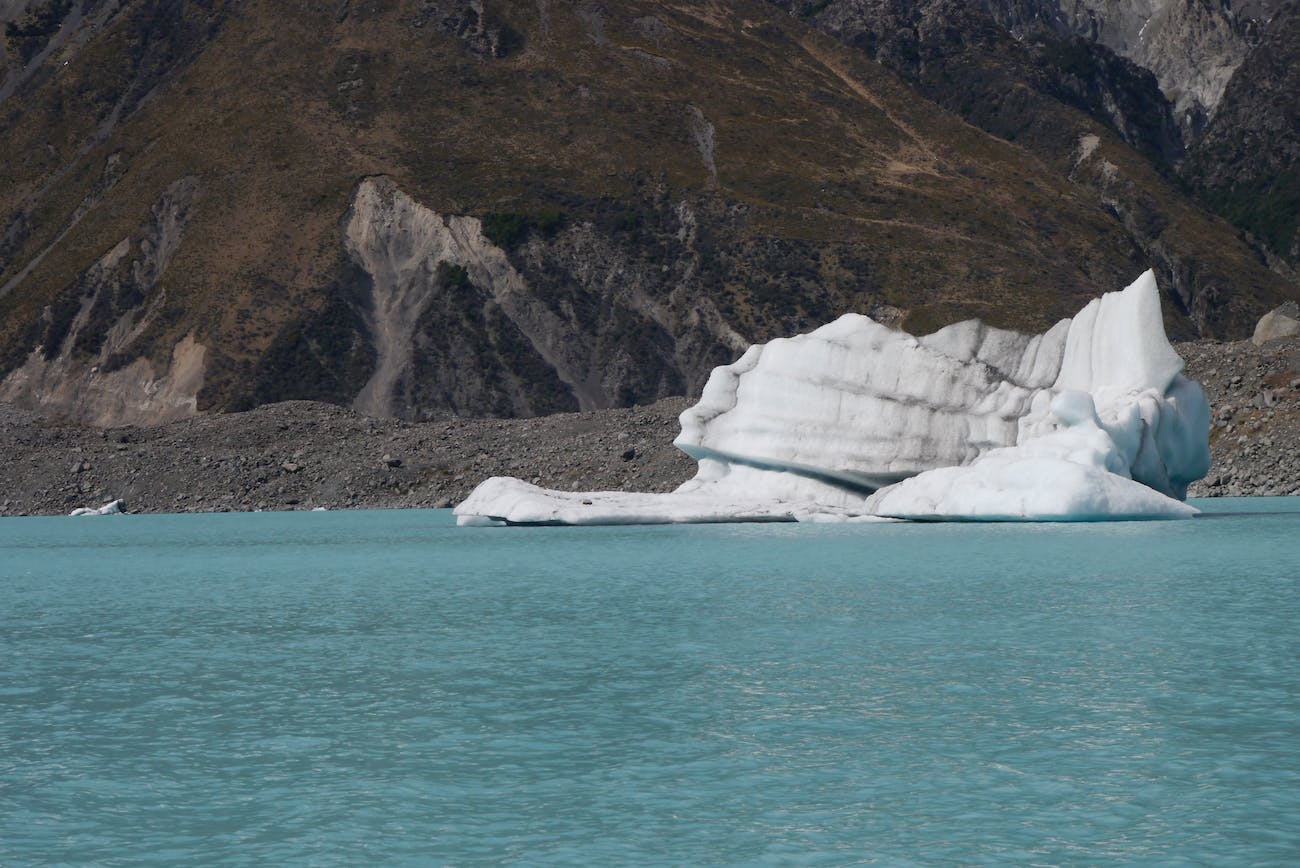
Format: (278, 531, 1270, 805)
(0, 177, 205, 426)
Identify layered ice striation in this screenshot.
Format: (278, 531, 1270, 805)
(455, 271, 1210, 526)
(864, 390, 1199, 521)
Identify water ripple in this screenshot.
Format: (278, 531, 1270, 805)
(2, 502, 1299, 863)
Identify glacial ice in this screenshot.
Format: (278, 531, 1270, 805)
(455, 478, 807, 526)
(70, 499, 126, 517)
(864, 391, 1198, 521)
(455, 271, 1210, 526)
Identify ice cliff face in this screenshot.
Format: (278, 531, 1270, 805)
(672, 312, 1070, 492)
(456, 271, 1211, 525)
(673, 269, 1207, 511)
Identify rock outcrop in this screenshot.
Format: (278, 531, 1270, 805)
(1253, 302, 1300, 347)
(1028, 0, 1282, 136)
(0, 177, 206, 426)
(1182, 0, 1300, 269)
(329, 176, 744, 421)
(342, 176, 575, 419)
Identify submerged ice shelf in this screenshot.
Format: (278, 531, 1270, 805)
(456, 271, 1210, 526)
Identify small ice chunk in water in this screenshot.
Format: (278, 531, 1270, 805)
(70, 499, 126, 517)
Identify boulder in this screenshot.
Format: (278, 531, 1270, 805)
(1252, 301, 1300, 346)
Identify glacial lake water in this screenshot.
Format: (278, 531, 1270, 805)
(2, 499, 1298, 865)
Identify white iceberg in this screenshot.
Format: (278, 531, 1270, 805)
(455, 271, 1210, 526)
(70, 499, 126, 517)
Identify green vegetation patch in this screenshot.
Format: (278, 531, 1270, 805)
(480, 209, 564, 248)
(1210, 169, 1300, 265)
(436, 261, 472, 290)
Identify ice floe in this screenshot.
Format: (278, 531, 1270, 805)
(456, 271, 1209, 526)
(70, 499, 126, 517)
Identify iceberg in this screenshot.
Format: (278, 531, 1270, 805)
(455, 271, 1210, 526)
(70, 499, 126, 517)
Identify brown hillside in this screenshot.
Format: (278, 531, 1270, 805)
(0, 0, 1293, 424)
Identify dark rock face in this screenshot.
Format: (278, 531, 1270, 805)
(241, 261, 378, 412)
(964, 0, 1299, 274)
(778, 0, 1184, 164)
(982, 0, 1284, 139)
(232, 178, 737, 423)
(1183, 0, 1300, 269)
(408, 0, 522, 58)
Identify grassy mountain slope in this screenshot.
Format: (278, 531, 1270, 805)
(0, 0, 1294, 423)
(777, 0, 1297, 328)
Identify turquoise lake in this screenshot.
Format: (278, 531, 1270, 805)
(2, 499, 1298, 864)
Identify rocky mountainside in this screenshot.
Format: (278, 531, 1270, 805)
(1183, 0, 1300, 269)
(786, 0, 1183, 160)
(1011, 0, 1282, 137)
(0, 0, 1295, 430)
(782, 0, 1298, 307)
(990, 0, 1297, 272)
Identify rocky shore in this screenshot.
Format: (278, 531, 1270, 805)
(0, 338, 1296, 516)
(0, 398, 697, 516)
(1181, 337, 1300, 498)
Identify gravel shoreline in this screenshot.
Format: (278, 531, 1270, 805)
(1, 339, 1296, 516)
(0, 398, 697, 516)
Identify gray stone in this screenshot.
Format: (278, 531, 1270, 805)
(1252, 302, 1300, 346)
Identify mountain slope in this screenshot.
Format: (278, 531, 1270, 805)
(1183, 0, 1300, 268)
(0, 0, 1294, 426)
(777, 0, 1297, 318)
(996, 0, 1282, 136)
